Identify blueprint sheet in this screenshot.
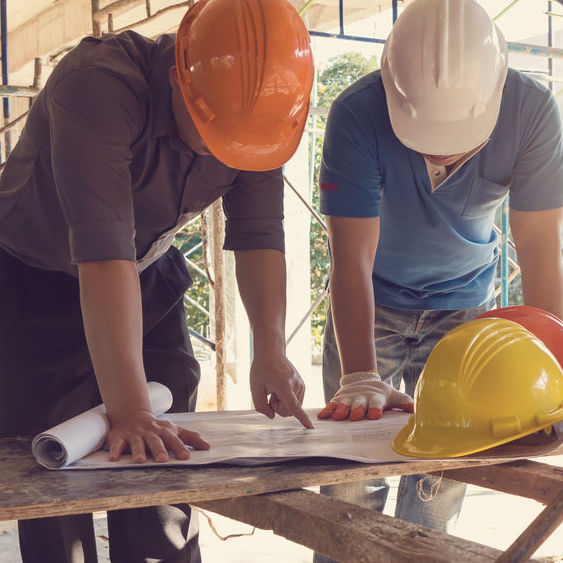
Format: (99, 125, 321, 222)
(69, 408, 416, 469)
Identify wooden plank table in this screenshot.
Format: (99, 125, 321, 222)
(1, 437, 561, 562)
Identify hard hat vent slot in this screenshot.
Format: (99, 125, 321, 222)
(535, 405, 563, 426)
(234, 0, 266, 114)
(194, 98, 216, 125)
(491, 416, 521, 439)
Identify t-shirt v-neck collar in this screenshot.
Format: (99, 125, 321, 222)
(424, 139, 489, 191)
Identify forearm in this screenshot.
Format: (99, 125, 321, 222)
(519, 251, 563, 319)
(330, 265, 377, 375)
(234, 249, 287, 355)
(320, 265, 413, 422)
(78, 259, 151, 422)
(325, 215, 379, 376)
(511, 208, 563, 320)
(234, 248, 311, 427)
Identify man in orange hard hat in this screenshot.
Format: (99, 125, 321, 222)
(0, 0, 313, 561)
(315, 0, 563, 559)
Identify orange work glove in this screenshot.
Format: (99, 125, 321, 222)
(317, 370, 414, 421)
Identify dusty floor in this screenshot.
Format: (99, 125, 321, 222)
(1, 467, 562, 562)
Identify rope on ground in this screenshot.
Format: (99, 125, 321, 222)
(191, 506, 257, 541)
(416, 471, 444, 502)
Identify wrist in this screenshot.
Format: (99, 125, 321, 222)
(100, 379, 153, 420)
(252, 329, 286, 357)
(106, 405, 154, 429)
(340, 369, 381, 386)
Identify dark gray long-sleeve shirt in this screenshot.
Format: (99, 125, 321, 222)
(0, 31, 285, 276)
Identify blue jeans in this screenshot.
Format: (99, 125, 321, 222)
(314, 300, 494, 563)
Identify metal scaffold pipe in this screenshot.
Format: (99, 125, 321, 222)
(508, 42, 563, 59)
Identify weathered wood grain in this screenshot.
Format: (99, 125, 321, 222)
(1, 437, 559, 561)
(195, 489, 504, 562)
(0, 437, 512, 522)
(495, 487, 563, 563)
(439, 460, 563, 504)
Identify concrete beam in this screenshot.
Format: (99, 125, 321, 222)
(8, 0, 92, 76)
(7, 0, 394, 79)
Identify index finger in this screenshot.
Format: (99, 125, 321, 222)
(277, 392, 314, 429)
(292, 403, 314, 429)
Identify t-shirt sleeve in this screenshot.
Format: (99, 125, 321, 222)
(48, 68, 145, 264)
(222, 168, 285, 253)
(509, 88, 563, 211)
(319, 96, 383, 217)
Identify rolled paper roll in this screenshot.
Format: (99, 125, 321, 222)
(31, 381, 173, 469)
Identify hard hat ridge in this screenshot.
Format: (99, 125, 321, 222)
(458, 321, 530, 393)
(233, 0, 266, 114)
(477, 305, 563, 369)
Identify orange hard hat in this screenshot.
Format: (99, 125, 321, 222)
(478, 305, 563, 369)
(175, 0, 314, 171)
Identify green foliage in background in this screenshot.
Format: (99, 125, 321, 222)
(173, 219, 210, 338)
(316, 53, 379, 110)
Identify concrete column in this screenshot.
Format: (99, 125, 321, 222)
(282, 134, 313, 390)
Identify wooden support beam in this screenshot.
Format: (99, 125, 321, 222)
(0, 85, 39, 97)
(196, 488, 505, 562)
(495, 487, 563, 563)
(211, 200, 226, 410)
(438, 460, 563, 504)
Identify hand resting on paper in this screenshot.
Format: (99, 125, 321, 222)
(106, 410, 210, 463)
(318, 370, 414, 422)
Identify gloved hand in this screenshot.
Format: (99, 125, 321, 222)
(317, 370, 414, 421)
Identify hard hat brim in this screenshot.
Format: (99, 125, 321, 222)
(384, 88, 504, 156)
(392, 410, 563, 459)
(186, 100, 311, 171)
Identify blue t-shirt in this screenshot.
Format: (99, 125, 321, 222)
(320, 69, 563, 310)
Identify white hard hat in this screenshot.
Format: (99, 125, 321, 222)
(381, 0, 508, 156)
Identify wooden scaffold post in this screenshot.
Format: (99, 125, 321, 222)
(211, 200, 226, 411)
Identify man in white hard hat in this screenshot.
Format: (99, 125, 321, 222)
(315, 0, 563, 554)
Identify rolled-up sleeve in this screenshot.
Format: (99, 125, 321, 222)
(48, 69, 144, 263)
(320, 96, 383, 218)
(222, 168, 285, 253)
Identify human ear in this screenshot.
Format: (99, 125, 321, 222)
(169, 66, 179, 89)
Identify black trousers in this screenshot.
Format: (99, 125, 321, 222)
(0, 246, 202, 562)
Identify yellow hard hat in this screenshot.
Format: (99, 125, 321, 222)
(392, 318, 563, 458)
